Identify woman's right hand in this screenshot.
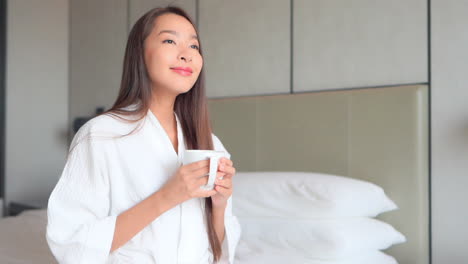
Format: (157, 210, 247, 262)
(161, 160, 224, 203)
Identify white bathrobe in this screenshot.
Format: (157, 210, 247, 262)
(46, 108, 241, 264)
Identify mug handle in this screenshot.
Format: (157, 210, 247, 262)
(204, 155, 220, 190)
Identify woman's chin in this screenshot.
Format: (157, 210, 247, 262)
(174, 86, 194, 95)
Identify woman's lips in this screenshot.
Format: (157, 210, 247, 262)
(171, 67, 193, 76)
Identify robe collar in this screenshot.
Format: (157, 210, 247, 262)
(147, 109, 185, 165)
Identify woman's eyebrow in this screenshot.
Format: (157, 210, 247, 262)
(158, 30, 198, 40)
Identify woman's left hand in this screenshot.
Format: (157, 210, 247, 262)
(211, 157, 236, 208)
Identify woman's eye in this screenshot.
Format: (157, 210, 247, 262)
(163, 39, 199, 50)
(163, 39, 175, 44)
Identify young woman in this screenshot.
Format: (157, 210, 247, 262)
(46, 6, 241, 264)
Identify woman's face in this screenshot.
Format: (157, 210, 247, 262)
(144, 13, 203, 96)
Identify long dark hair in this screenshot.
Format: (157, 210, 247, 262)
(101, 6, 222, 261)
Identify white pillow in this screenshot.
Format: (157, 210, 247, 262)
(233, 171, 397, 218)
(237, 217, 406, 259)
(235, 247, 397, 264)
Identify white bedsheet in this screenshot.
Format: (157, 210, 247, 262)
(0, 209, 397, 264)
(235, 239, 397, 264)
(0, 209, 55, 264)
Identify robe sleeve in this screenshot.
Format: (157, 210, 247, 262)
(46, 127, 116, 264)
(218, 196, 242, 264)
(212, 134, 242, 264)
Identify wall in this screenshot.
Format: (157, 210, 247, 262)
(4, 0, 68, 210)
(69, 0, 127, 130)
(431, 1, 468, 263)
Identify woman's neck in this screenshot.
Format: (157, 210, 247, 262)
(150, 91, 177, 125)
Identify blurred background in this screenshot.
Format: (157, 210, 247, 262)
(0, 0, 467, 263)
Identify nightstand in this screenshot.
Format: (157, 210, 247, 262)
(8, 200, 48, 216)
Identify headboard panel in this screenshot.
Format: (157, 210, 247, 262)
(208, 85, 429, 264)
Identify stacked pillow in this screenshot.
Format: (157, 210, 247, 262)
(232, 172, 406, 263)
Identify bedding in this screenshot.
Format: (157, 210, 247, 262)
(233, 171, 397, 218)
(0, 209, 55, 264)
(0, 211, 403, 264)
(235, 241, 398, 264)
(237, 216, 405, 259)
(0, 171, 403, 263)
(0, 208, 398, 264)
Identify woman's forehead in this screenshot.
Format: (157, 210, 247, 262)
(153, 13, 197, 39)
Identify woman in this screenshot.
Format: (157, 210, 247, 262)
(46, 6, 241, 264)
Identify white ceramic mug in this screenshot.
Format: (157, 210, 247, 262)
(183, 150, 227, 190)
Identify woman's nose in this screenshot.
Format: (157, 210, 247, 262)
(180, 55, 192, 62)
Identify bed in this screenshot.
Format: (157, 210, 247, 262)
(0, 209, 55, 263)
(208, 84, 429, 264)
(0, 84, 429, 264)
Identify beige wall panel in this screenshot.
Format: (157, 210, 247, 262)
(70, 0, 127, 128)
(294, 0, 428, 92)
(199, 0, 290, 98)
(431, 1, 468, 263)
(6, 0, 69, 205)
(128, 0, 196, 30)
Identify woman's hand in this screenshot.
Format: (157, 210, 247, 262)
(211, 157, 236, 208)
(162, 160, 221, 204)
